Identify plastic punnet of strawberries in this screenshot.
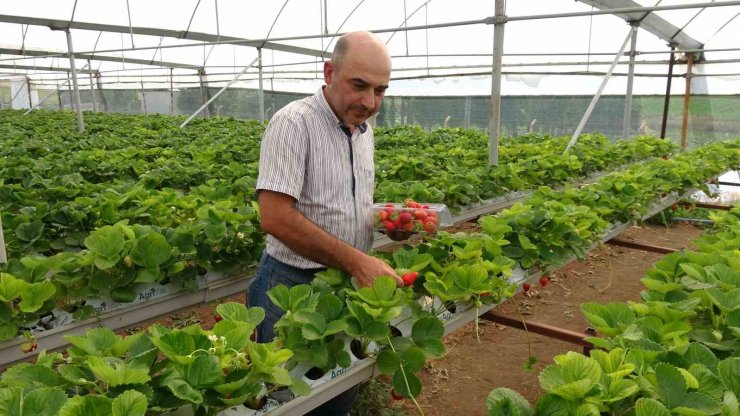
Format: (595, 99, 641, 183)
(372, 199, 450, 241)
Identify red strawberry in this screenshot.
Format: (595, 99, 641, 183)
(423, 221, 436, 233)
(214, 314, 223, 322)
(540, 276, 550, 287)
(392, 218, 403, 231)
(21, 341, 37, 353)
(422, 204, 430, 209)
(384, 203, 395, 208)
(402, 222, 414, 232)
(402, 272, 419, 286)
(414, 210, 428, 221)
(378, 210, 389, 221)
(671, 203, 679, 211)
(522, 283, 531, 292)
(399, 212, 413, 224)
(383, 220, 396, 231)
(391, 389, 404, 400)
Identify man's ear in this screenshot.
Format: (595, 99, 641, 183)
(323, 60, 334, 85)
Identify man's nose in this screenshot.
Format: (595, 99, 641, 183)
(359, 89, 375, 111)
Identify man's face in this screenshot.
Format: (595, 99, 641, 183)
(324, 47, 391, 127)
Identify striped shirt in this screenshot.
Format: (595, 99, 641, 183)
(256, 87, 375, 269)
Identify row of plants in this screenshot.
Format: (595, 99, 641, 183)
(485, 206, 740, 416)
(1, 109, 674, 261)
(0, 140, 736, 415)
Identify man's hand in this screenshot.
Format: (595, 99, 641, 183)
(258, 191, 403, 288)
(350, 253, 403, 288)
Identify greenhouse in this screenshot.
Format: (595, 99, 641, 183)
(1, 1, 739, 415)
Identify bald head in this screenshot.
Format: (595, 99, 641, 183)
(331, 31, 391, 73)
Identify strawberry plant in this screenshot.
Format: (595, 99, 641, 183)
(0, 272, 56, 341)
(267, 283, 352, 376)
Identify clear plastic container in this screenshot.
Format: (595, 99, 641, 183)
(371, 200, 453, 241)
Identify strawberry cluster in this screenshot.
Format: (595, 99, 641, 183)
(375, 199, 440, 241)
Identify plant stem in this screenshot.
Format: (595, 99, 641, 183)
(508, 296, 534, 366)
(386, 335, 425, 416)
(474, 307, 481, 343)
(598, 243, 614, 293)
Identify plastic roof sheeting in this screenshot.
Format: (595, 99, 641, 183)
(0, 0, 739, 96)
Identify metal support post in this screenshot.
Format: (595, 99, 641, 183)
(95, 73, 107, 112)
(488, 0, 505, 165)
(87, 60, 96, 112)
(198, 68, 209, 118)
(181, 56, 259, 128)
(622, 23, 639, 139)
(64, 29, 85, 133)
(464, 96, 472, 129)
(680, 54, 694, 151)
(660, 46, 676, 139)
(169, 68, 174, 115)
(0, 214, 7, 264)
(258, 48, 265, 123)
(25, 76, 32, 108)
(565, 29, 633, 153)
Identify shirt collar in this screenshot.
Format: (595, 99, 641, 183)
(316, 87, 368, 134)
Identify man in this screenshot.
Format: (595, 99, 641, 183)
(248, 31, 402, 414)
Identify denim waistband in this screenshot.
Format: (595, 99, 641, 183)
(262, 252, 327, 275)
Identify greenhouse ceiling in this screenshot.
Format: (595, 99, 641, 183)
(1, 0, 740, 96)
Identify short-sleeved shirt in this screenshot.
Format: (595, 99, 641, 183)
(256, 87, 375, 269)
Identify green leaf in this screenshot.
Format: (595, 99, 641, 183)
(130, 232, 171, 270)
(215, 302, 265, 326)
(111, 390, 147, 416)
(689, 364, 725, 399)
(393, 371, 421, 398)
(486, 387, 532, 416)
(654, 363, 688, 409)
(15, 221, 44, 242)
(184, 355, 221, 389)
(401, 346, 426, 373)
(1, 364, 62, 388)
(411, 317, 445, 358)
(149, 330, 195, 361)
(603, 378, 639, 403)
(85, 226, 125, 259)
(316, 294, 344, 321)
(684, 342, 720, 370)
(718, 358, 740, 396)
(580, 303, 635, 337)
(167, 378, 203, 404)
(392, 249, 433, 271)
(65, 328, 118, 356)
(538, 352, 601, 401)
(635, 398, 671, 416)
(0, 387, 21, 416)
(86, 357, 151, 387)
(0, 273, 26, 302)
(376, 349, 401, 375)
(533, 393, 571, 416)
(59, 395, 112, 416)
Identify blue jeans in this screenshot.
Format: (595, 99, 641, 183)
(247, 251, 358, 415)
